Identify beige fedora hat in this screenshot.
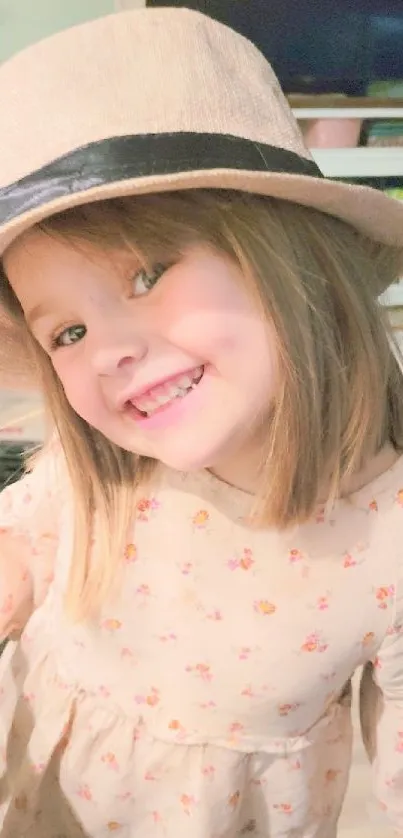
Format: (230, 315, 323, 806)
(0, 6, 403, 387)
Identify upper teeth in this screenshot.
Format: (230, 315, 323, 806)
(132, 367, 203, 415)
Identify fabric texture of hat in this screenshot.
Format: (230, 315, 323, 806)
(0, 6, 402, 387)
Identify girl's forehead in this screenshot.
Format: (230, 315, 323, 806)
(4, 227, 137, 276)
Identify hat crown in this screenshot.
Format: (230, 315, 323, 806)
(0, 7, 310, 188)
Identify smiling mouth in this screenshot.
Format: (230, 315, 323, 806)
(126, 366, 204, 418)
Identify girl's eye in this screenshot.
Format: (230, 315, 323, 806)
(51, 324, 87, 350)
(132, 264, 166, 296)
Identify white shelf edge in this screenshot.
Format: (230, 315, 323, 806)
(310, 147, 403, 178)
(292, 108, 403, 120)
(379, 281, 403, 308)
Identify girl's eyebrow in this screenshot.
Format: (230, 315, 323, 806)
(26, 301, 53, 326)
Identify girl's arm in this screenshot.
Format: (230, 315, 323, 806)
(0, 442, 61, 640)
(360, 574, 403, 833)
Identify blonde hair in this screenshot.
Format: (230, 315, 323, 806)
(1, 190, 403, 619)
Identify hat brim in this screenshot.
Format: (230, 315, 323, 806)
(0, 132, 402, 390)
(1, 132, 403, 283)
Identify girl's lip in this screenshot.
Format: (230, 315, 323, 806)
(118, 365, 204, 409)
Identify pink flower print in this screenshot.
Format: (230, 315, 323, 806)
(98, 685, 111, 698)
(180, 562, 193, 575)
(254, 599, 277, 616)
(368, 499, 378, 512)
(101, 618, 122, 632)
(273, 803, 293, 814)
(135, 687, 160, 707)
(387, 621, 403, 637)
(136, 496, 160, 521)
(229, 722, 244, 734)
(227, 557, 240, 571)
(227, 548, 254, 571)
(180, 794, 196, 815)
(289, 548, 303, 564)
(124, 543, 137, 563)
(241, 685, 254, 698)
(301, 631, 328, 653)
(186, 662, 213, 682)
(287, 758, 302, 772)
(192, 509, 209, 528)
(239, 549, 254, 570)
(375, 585, 395, 610)
(152, 811, 163, 824)
(200, 700, 217, 709)
(159, 632, 177, 642)
(278, 702, 300, 717)
(202, 764, 216, 780)
(396, 488, 403, 507)
(239, 646, 252, 660)
(101, 752, 119, 772)
(77, 784, 93, 801)
(250, 777, 266, 788)
(343, 553, 357, 568)
(317, 595, 329, 611)
(21, 567, 30, 584)
(168, 719, 185, 734)
(146, 687, 160, 707)
(207, 609, 223, 621)
(395, 732, 403, 753)
(121, 646, 134, 659)
(152, 809, 162, 823)
(361, 631, 375, 648)
(137, 583, 151, 596)
(32, 761, 46, 774)
(229, 721, 244, 744)
(228, 790, 241, 810)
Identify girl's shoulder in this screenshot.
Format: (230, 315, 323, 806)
(0, 436, 67, 531)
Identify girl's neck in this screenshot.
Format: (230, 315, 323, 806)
(208, 438, 265, 495)
(209, 441, 400, 499)
(338, 442, 399, 498)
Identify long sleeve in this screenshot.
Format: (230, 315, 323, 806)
(360, 565, 403, 833)
(0, 443, 62, 641)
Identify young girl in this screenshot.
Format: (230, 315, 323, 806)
(0, 7, 402, 838)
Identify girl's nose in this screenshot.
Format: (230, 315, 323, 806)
(89, 328, 148, 378)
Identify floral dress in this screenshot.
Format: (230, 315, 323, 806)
(0, 450, 403, 837)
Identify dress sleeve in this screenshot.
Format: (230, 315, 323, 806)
(0, 443, 62, 640)
(359, 562, 403, 833)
